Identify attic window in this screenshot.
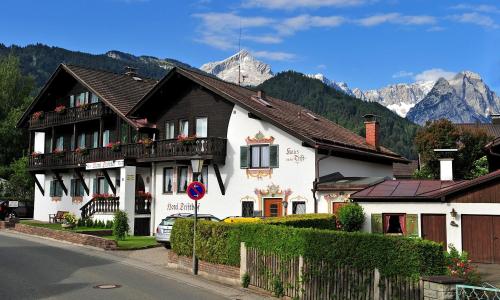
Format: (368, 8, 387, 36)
(132, 76, 142, 81)
(251, 95, 273, 108)
(306, 112, 319, 121)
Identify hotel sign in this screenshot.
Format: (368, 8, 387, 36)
(86, 159, 125, 170)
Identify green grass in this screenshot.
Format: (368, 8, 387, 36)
(20, 220, 110, 232)
(102, 236, 160, 250)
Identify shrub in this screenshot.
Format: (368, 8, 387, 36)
(445, 245, 480, 284)
(85, 218, 93, 228)
(241, 273, 250, 288)
(63, 212, 77, 226)
(106, 220, 113, 229)
(336, 203, 365, 232)
(113, 210, 129, 241)
(264, 213, 336, 230)
(171, 219, 446, 278)
(77, 218, 85, 227)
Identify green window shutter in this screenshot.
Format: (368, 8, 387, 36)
(405, 214, 419, 237)
(49, 181, 55, 197)
(269, 145, 279, 168)
(104, 180, 109, 194)
(240, 146, 249, 169)
(70, 179, 75, 197)
(371, 214, 383, 233)
(92, 178, 97, 195)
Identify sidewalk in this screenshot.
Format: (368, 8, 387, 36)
(0, 230, 271, 300)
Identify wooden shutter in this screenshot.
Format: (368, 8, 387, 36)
(371, 214, 383, 233)
(92, 178, 97, 195)
(104, 180, 109, 194)
(240, 146, 249, 169)
(269, 145, 279, 168)
(405, 214, 419, 237)
(70, 179, 75, 197)
(49, 181, 55, 197)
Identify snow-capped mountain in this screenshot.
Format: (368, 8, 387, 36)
(306, 73, 355, 97)
(200, 50, 273, 86)
(353, 81, 434, 117)
(406, 71, 500, 125)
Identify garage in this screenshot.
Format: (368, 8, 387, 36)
(462, 215, 500, 263)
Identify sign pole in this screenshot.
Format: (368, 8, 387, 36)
(193, 199, 198, 275)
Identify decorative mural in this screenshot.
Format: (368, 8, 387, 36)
(285, 147, 306, 165)
(245, 131, 275, 179)
(253, 183, 292, 210)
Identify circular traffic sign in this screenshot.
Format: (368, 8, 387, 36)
(187, 181, 206, 201)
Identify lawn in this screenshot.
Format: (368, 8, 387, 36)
(102, 236, 160, 250)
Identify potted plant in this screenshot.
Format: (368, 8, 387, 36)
(54, 105, 67, 114)
(106, 141, 121, 152)
(52, 148, 65, 158)
(177, 134, 197, 145)
(138, 137, 154, 148)
(31, 151, 42, 158)
(61, 212, 77, 229)
(31, 111, 44, 121)
(78, 103, 91, 110)
(75, 147, 89, 155)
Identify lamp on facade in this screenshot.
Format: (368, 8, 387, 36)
(282, 200, 288, 216)
(190, 156, 204, 177)
(450, 208, 458, 219)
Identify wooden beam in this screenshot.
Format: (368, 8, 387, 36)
(102, 169, 116, 195)
(31, 173, 44, 196)
(213, 164, 225, 195)
(99, 118, 104, 147)
(52, 170, 68, 196)
(74, 169, 90, 196)
(72, 123, 76, 150)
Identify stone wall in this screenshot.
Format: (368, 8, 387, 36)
(167, 251, 240, 285)
(422, 276, 465, 300)
(12, 223, 117, 250)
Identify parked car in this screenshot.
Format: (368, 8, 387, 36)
(156, 213, 220, 247)
(0, 200, 34, 220)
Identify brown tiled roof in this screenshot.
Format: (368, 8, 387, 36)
(64, 64, 157, 116)
(351, 169, 500, 201)
(135, 67, 406, 162)
(393, 160, 419, 178)
(454, 123, 500, 138)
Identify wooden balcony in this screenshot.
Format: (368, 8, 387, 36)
(28, 102, 113, 129)
(28, 137, 227, 171)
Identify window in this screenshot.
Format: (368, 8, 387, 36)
(70, 179, 85, 197)
(94, 177, 109, 194)
(383, 214, 406, 234)
(165, 121, 175, 139)
(69, 95, 75, 108)
(242, 201, 254, 217)
(78, 133, 86, 149)
(196, 117, 208, 138)
(70, 134, 75, 150)
(103, 130, 110, 146)
(193, 166, 208, 190)
(179, 120, 189, 137)
(177, 167, 188, 192)
(292, 202, 306, 214)
(91, 93, 99, 103)
(121, 123, 129, 144)
(92, 131, 99, 148)
(163, 168, 173, 193)
(241, 145, 279, 169)
(55, 136, 64, 151)
(50, 180, 63, 197)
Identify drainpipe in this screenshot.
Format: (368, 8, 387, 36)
(150, 162, 156, 236)
(312, 147, 331, 213)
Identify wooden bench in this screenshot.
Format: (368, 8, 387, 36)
(49, 211, 68, 223)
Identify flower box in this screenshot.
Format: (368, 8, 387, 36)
(31, 111, 44, 121)
(54, 105, 66, 114)
(106, 142, 121, 152)
(75, 147, 89, 155)
(138, 138, 154, 148)
(52, 148, 65, 158)
(177, 134, 197, 145)
(31, 151, 43, 158)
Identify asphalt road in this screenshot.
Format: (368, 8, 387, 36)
(0, 233, 226, 300)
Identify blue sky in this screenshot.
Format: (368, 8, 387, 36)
(1, 0, 499, 91)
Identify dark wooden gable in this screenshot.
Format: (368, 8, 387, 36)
(448, 178, 500, 203)
(131, 74, 234, 139)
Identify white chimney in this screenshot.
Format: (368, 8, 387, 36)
(434, 149, 458, 181)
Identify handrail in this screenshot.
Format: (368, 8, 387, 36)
(28, 102, 112, 129)
(80, 196, 120, 219)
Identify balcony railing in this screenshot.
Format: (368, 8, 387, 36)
(28, 137, 227, 170)
(29, 102, 113, 129)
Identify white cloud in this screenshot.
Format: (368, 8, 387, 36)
(451, 4, 500, 14)
(242, 0, 368, 9)
(357, 13, 436, 26)
(253, 50, 296, 61)
(448, 12, 499, 29)
(392, 70, 414, 79)
(242, 35, 283, 44)
(414, 68, 455, 82)
(277, 14, 345, 35)
(317, 64, 327, 70)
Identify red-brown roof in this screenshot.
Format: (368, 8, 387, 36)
(455, 123, 500, 138)
(130, 67, 407, 163)
(351, 169, 500, 201)
(393, 160, 419, 178)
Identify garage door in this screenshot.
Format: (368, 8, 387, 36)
(462, 215, 500, 263)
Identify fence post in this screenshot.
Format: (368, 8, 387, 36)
(298, 255, 304, 298)
(374, 268, 381, 300)
(240, 242, 247, 281)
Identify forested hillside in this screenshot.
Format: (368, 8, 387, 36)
(258, 71, 419, 159)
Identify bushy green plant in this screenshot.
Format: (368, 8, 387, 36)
(445, 245, 480, 284)
(241, 273, 250, 288)
(272, 277, 284, 298)
(113, 210, 129, 241)
(264, 213, 336, 230)
(106, 220, 113, 229)
(171, 219, 446, 278)
(336, 203, 365, 232)
(85, 218, 93, 227)
(63, 212, 77, 226)
(77, 218, 85, 227)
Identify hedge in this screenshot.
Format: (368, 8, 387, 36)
(170, 219, 446, 278)
(263, 213, 336, 230)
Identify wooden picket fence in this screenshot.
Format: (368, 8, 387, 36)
(244, 245, 422, 300)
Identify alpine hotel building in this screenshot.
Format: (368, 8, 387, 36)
(17, 64, 406, 235)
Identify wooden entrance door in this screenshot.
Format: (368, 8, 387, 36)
(332, 202, 347, 215)
(264, 199, 283, 217)
(421, 214, 447, 249)
(462, 215, 500, 263)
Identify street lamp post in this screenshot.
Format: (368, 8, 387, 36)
(190, 156, 204, 275)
